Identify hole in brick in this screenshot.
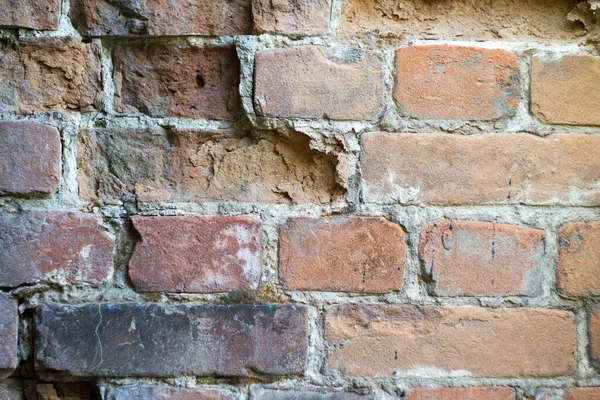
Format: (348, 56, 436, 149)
(196, 74, 205, 88)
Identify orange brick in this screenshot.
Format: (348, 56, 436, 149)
(557, 222, 600, 296)
(404, 387, 516, 400)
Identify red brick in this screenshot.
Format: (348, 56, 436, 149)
(0, 38, 102, 114)
(557, 222, 600, 296)
(531, 54, 600, 126)
(325, 305, 577, 377)
(404, 387, 516, 400)
(252, 0, 330, 35)
(114, 44, 240, 120)
(362, 133, 600, 206)
(35, 303, 308, 377)
(394, 46, 519, 120)
(0, 0, 60, 29)
(0, 293, 18, 376)
(419, 220, 545, 296)
(279, 217, 405, 293)
(537, 388, 600, 400)
(70, 0, 252, 36)
(0, 121, 60, 196)
(0, 210, 114, 287)
(104, 385, 235, 400)
(250, 386, 373, 399)
(129, 216, 262, 293)
(254, 46, 383, 120)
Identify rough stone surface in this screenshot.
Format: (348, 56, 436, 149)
(70, 0, 252, 36)
(0, 210, 114, 287)
(362, 133, 600, 206)
(129, 216, 262, 293)
(0, 121, 61, 196)
(0, 0, 60, 30)
(557, 222, 600, 296)
(0, 380, 23, 400)
(0, 38, 102, 114)
(395, 46, 519, 120)
(325, 305, 577, 377)
(78, 128, 343, 205)
(254, 46, 383, 120)
(113, 44, 240, 120)
(250, 387, 373, 399)
(404, 387, 516, 400)
(531, 54, 600, 126)
(279, 217, 405, 293)
(104, 385, 235, 400)
(35, 303, 309, 377)
(536, 388, 600, 400)
(342, 0, 591, 40)
(35, 382, 98, 400)
(0, 293, 18, 376)
(419, 220, 545, 296)
(252, 0, 331, 35)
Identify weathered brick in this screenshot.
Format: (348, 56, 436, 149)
(70, 0, 252, 36)
(78, 128, 343, 205)
(362, 133, 600, 206)
(341, 0, 591, 41)
(104, 385, 235, 400)
(588, 308, 600, 368)
(0, 210, 114, 287)
(531, 54, 600, 126)
(113, 44, 240, 120)
(0, 0, 60, 30)
(0, 293, 18, 376)
(0, 379, 23, 400)
(35, 303, 309, 377)
(0, 121, 60, 196)
(129, 216, 262, 293)
(250, 386, 373, 399)
(0, 38, 102, 113)
(557, 222, 600, 296)
(325, 305, 576, 377)
(35, 382, 97, 400)
(394, 46, 519, 120)
(279, 217, 405, 293)
(252, 0, 330, 35)
(254, 46, 383, 120)
(537, 388, 600, 400)
(419, 220, 545, 296)
(404, 387, 516, 400)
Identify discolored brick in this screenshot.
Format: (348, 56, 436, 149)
(325, 305, 577, 377)
(250, 386, 373, 399)
(404, 387, 516, 400)
(536, 388, 600, 400)
(279, 217, 405, 293)
(419, 220, 545, 296)
(0, 293, 18, 377)
(113, 44, 240, 120)
(395, 46, 519, 120)
(588, 307, 600, 368)
(0, 0, 60, 30)
(0, 380, 23, 400)
(35, 303, 309, 377)
(252, 0, 331, 35)
(0, 210, 114, 287)
(557, 222, 600, 296)
(104, 385, 235, 400)
(129, 216, 262, 293)
(254, 46, 383, 120)
(0, 121, 60, 196)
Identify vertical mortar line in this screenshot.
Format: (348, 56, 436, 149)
(542, 223, 560, 302)
(328, 0, 344, 40)
(399, 205, 430, 302)
(306, 304, 327, 383)
(234, 36, 260, 127)
(379, 47, 398, 128)
(58, 112, 84, 208)
(576, 306, 595, 379)
(102, 40, 116, 116)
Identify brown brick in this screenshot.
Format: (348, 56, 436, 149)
(0, 210, 114, 287)
(531, 54, 600, 126)
(0, 380, 23, 400)
(0, 293, 18, 376)
(362, 133, 600, 206)
(78, 128, 343, 205)
(588, 308, 600, 368)
(394, 46, 519, 120)
(70, 0, 252, 36)
(279, 217, 405, 293)
(0, 38, 102, 114)
(419, 220, 545, 296)
(0, 0, 60, 30)
(104, 385, 235, 400)
(252, 0, 330, 35)
(35, 382, 97, 400)
(254, 46, 383, 120)
(537, 388, 600, 400)
(557, 222, 600, 296)
(325, 305, 577, 377)
(405, 387, 516, 400)
(129, 216, 262, 293)
(250, 386, 373, 399)
(0, 121, 60, 197)
(35, 303, 309, 377)
(114, 44, 240, 120)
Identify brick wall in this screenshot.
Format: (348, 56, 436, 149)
(1, 0, 600, 399)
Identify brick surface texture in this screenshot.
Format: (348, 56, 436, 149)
(1, 0, 599, 397)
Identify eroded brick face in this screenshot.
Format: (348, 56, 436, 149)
(557, 222, 600, 296)
(0, 0, 61, 30)
(0, 293, 18, 376)
(252, 0, 331, 35)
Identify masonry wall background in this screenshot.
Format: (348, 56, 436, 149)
(1, 0, 600, 399)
